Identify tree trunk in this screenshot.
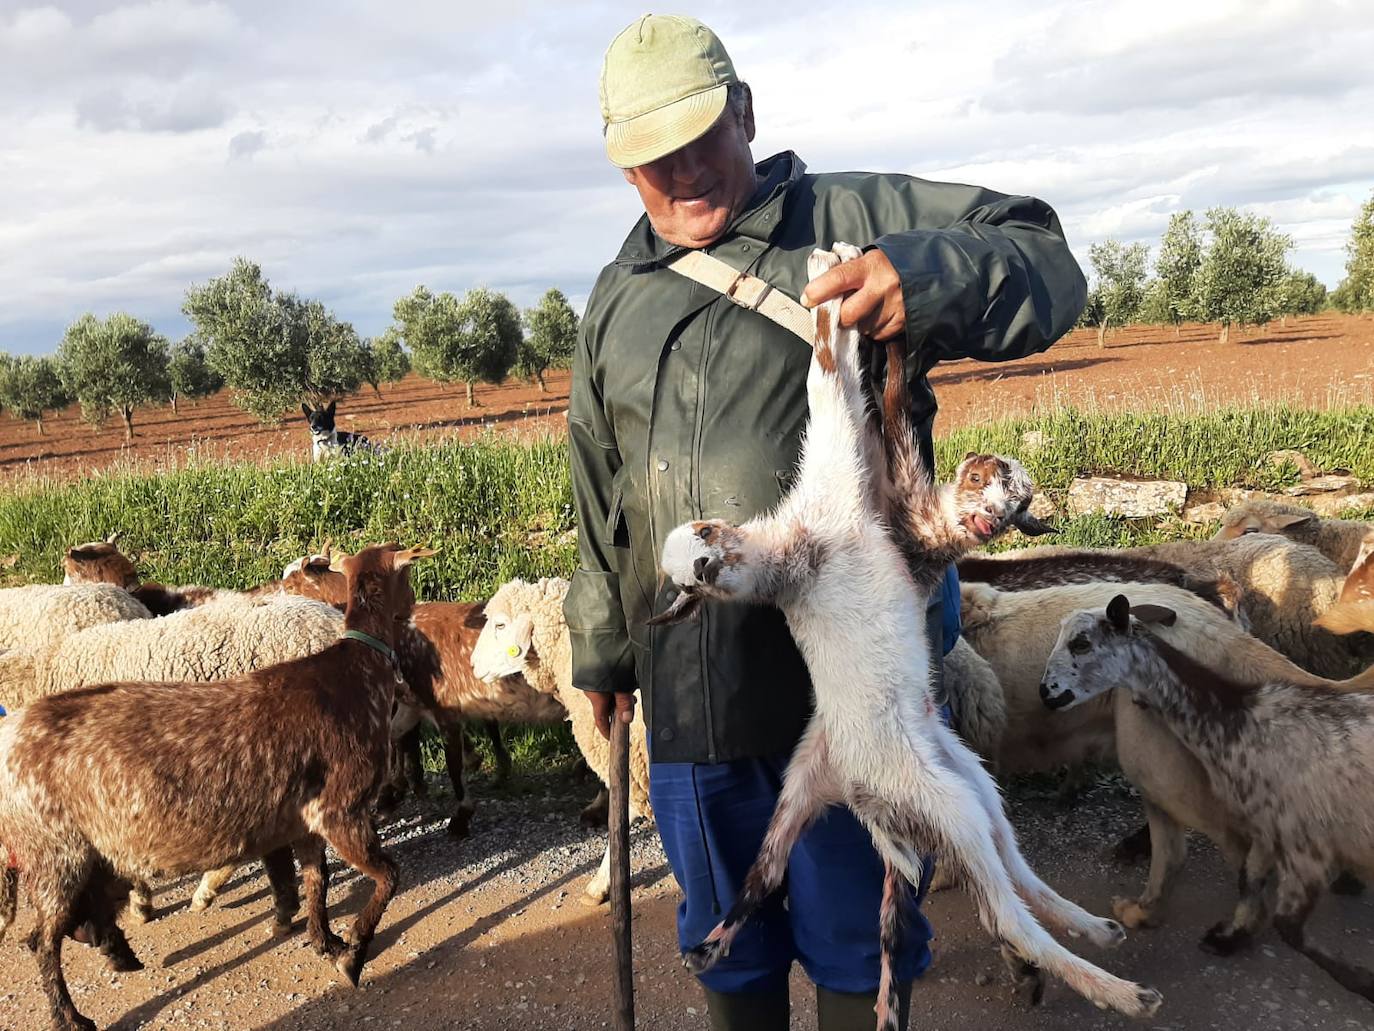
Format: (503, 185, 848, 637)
(121, 406, 134, 441)
(34, 416, 44, 436)
(1097, 319, 1108, 348)
(1173, 324, 1181, 340)
(466, 381, 475, 407)
(171, 393, 179, 415)
(1280, 314, 1288, 328)
(1219, 322, 1230, 345)
(536, 369, 548, 392)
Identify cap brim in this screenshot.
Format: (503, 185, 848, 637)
(605, 83, 728, 169)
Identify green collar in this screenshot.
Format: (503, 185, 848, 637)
(342, 629, 398, 668)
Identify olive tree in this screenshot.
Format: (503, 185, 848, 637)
(1276, 269, 1327, 324)
(167, 336, 224, 413)
(57, 313, 172, 439)
(393, 285, 519, 407)
(0, 355, 70, 435)
(183, 259, 369, 422)
(1192, 207, 1292, 343)
(1334, 192, 1374, 314)
(1087, 240, 1149, 346)
(518, 288, 578, 391)
(361, 329, 411, 396)
(1151, 211, 1202, 337)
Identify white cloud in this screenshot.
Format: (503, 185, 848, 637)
(1, 0, 1372, 354)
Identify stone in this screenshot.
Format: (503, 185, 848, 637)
(1182, 500, 1227, 524)
(1067, 477, 1188, 518)
(1265, 449, 1319, 480)
(1311, 492, 1374, 516)
(1020, 430, 1046, 453)
(1027, 494, 1058, 520)
(1285, 474, 1359, 497)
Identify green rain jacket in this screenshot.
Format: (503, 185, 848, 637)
(565, 151, 1086, 764)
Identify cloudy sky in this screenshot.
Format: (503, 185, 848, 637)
(2, 0, 1372, 354)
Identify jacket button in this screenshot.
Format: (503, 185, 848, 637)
(741, 243, 751, 252)
(659, 727, 675, 742)
(670, 340, 681, 351)
(657, 459, 669, 472)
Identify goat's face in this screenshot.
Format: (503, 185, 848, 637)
(950, 454, 1055, 542)
(1040, 594, 1177, 710)
(650, 519, 751, 624)
(281, 554, 349, 607)
(1213, 501, 1314, 543)
(63, 536, 139, 589)
(471, 605, 534, 683)
(340, 544, 436, 634)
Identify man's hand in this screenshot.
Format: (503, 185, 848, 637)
(586, 690, 636, 740)
(799, 248, 906, 341)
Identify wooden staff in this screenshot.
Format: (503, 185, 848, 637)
(609, 714, 635, 1030)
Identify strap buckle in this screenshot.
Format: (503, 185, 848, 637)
(724, 270, 772, 312)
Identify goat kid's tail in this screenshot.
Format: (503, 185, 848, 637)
(1314, 600, 1374, 636)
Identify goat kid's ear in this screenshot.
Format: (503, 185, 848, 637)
(1130, 603, 1177, 626)
(1011, 509, 1058, 537)
(1106, 594, 1131, 632)
(392, 546, 439, 569)
(1274, 511, 1316, 530)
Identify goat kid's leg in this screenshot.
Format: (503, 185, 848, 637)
(321, 819, 399, 987)
(875, 857, 908, 1031)
(189, 864, 237, 912)
(1200, 841, 1275, 956)
(683, 727, 836, 975)
(441, 723, 475, 839)
(293, 836, 345, 960)
(868, 783, 1161, 1017)
(125, 879, 154, 924)
(28, 861, 95, 1031)
(79, 866, 142, 974)
(1114, 801, 1188, 930)
(375, 724, 422, 815)
(581, 840, 613, 908)
(934, 728, 1124, 949)
(261, 848, 300, 934)
(485, 721, 512, 786)
(1273, 863, 1374, 1001)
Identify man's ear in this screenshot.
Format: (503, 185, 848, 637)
(621, 166, 639, 186)
(739, 82, 756, 142)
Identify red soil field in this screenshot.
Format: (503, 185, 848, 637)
(3, 313, 1372, 486)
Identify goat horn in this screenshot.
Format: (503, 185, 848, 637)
(646, 590, 702, 626)
(106, 530, 123, 545)
(1011, 509, 1059, 537)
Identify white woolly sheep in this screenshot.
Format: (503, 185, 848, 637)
(1214, 497, 1373, 570)
(943, 636, 1007, 762)
(0, 583, 152, 655)
(469, 576, 652, 906)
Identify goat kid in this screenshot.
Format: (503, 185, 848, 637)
(0, 544, 434, 1031)
(1041, 594, 1374, 1005)
(650, 245, 1160, 1026)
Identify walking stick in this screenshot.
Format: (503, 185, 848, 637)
(609, 714, 636, 1030)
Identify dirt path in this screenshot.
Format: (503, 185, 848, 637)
(3, 773, 1371, 1030)
(4, 314, 1373, 486)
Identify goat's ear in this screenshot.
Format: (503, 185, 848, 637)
(393, 546, 439, 569)
(302, 403, 312, 418)
(1106, 594, 1131, 632)
(463, 603, 487, 629)
(963, 451, 977, 461)
(1272, 511, 1316, 530)
(320, 539, 332, 561)
(1130, 603, 1177, 626)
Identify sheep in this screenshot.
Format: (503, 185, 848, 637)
(1215, 497, 1373, 570)
(968, 535, 1363, 679)
(647, 245, 1160, 1024)
(0, 544, 434, 1031)
(469, 576, 652, 906)
(0, 583, 152, 654)
(1313, 532, 1374, 635)
(943, 635, 1007, 762)
(1041, 592, 1374, 1004)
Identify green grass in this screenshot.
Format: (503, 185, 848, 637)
(3, 403, 1371, 778)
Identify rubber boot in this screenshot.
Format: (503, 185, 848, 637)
(816, 981, 913, 1031)
(702, 985, 790, 1031)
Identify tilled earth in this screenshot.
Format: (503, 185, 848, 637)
(2, 771, 1372, 1031)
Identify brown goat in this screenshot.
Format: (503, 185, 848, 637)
(0, 544, 434, 1031)
(1313, 533, 1374, 635)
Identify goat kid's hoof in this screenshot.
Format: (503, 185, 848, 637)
(310, 930, 348, 960)
(335, 945, 369, 987)
(106, 948, 145, 973)
(1331, 871, 1366, 897)
(188, 893, 214, 913)
(1011, 966, 1045, 1009)
(578, 891, 608, 909)
(446, 812, 473, 840)
(1199, 924, 1251, 957)
(126, 902, 154, 924)
(1083, 916, 1126, 949)
(682, 935, 727, 976)
(56, 1013, 97, 1031)
(1112, 897, 1157, 930)
(1131, 986, 1165, 1018)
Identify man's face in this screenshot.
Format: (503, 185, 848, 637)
(622, 93, 757, 250)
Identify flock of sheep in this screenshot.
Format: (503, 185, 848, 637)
(0, 492, 1372, 1028)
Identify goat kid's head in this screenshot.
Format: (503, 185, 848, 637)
(471, 603, 534, 683)
(1213, 499, 1315, 543)
(62, 532, 140, 589)
(1039, 594, 1177, 711)
(950, 453, 1056, 543)
(649, 519, 751, 625)
(281, 541, 350, 606)
(340, 544, 436, 636)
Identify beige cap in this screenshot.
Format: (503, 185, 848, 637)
(600, 14, 738, 169)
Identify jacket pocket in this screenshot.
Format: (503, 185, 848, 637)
(604, 466, 632, 549)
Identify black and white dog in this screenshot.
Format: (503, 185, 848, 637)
(302, 401, 377, 461)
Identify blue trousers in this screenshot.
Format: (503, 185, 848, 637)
(648, 567, 960, 996)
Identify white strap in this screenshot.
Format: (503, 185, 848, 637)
(667, 249, 815, 345)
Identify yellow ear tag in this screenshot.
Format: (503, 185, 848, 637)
(507, 645, 521, 658)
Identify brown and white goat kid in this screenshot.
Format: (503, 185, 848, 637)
(651, 245, 1161, 1027)
(0, 544, 434, 1031)
(1041, 593, 1374, 1005)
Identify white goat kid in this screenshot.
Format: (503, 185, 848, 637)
(651, 245, 1161, 1026)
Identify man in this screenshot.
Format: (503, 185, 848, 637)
(566, 14, 1086, 1030)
